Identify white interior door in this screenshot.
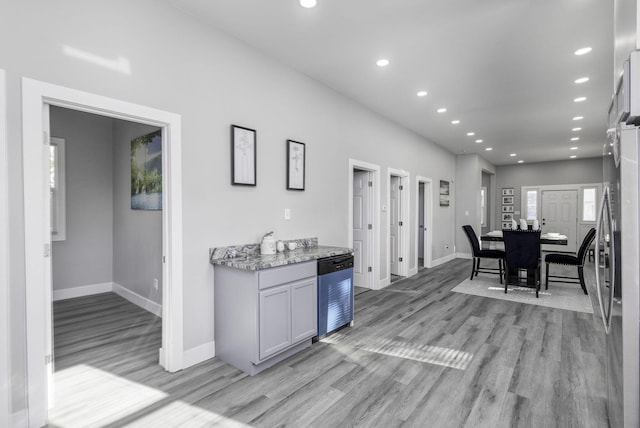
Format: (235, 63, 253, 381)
(418, 183, 424, 262)
(542, 190, 578, 252)
(390, 175, 400, 276)
(353, 170, 371, 287)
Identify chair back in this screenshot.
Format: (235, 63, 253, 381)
(577, 227, 596, 264)
(503, 230, 541, 269)
(462, 225, 480, 256)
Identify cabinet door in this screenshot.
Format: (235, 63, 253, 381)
(259, 284, 292, 360)
(291, 277, 317, 343)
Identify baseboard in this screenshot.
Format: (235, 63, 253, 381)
(408, 267, 418, 277)
(431, 253, 457, 267)
(11, 408, 27, 428)
(182, 340, 216, 369)
(456, 252, 473, 260)
(52, 282, 113, 301)
(112, 282, 162, 317)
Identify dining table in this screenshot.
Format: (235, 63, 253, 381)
(479, 230, 568, 286)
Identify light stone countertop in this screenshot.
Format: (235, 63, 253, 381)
(209, 245, 353, 271)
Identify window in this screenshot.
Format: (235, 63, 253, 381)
(50, 137, 66, 241)
(526, 190, 537, 220)
(583, 188, 597, 221)
(480, 187, 487, 226)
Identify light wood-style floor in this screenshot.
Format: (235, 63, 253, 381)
(49, 258, 607, 427)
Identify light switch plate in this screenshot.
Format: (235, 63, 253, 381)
(284, 208, 291, 220)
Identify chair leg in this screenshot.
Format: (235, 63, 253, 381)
(475, 259, 481, 278)
(535, 266, 540, 298)
(470, 258, 476, 280)
(545, 262, 550, 290)
(578, 266, 588, 295)
(498, 259, 503, 284)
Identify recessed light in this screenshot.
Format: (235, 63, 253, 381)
(437, 108, 447, 113)
(571, 137, 580, 141)
(575, 47, 592, 56)
(299, 0, 317, 8)
(417, 90, 428, 97)
(451, 120, 460, 125)
(570, 146, 578, 150)
(510, 153, 516, 157)
(518, 160, 524, 163)
(570, 155, 577, 159)
(572, 127, 582, 131)
(573, 116, 584, 121)
(574, 77, 589, 84)
(467, 132, 475, 136)
(475, 139, 483, 143)
(485, 147, 492, 151)
(376, 59, 389, 67)
(574, 97, 587, 103)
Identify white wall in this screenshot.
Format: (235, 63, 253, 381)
(113, 120, 163, 305)
(1, 0, 457, 415)
(50, 107, 114, 291)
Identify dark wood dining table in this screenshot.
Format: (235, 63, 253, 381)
(480, 232, 568, 285)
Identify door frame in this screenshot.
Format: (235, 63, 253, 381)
(22, 78, 184, 427)
(386, 168, 410, 281)
(521, 183, 601, 251)
(0, 69, 10, 428)
(348, 159, 380, 289)
(414, 176, 433, 272)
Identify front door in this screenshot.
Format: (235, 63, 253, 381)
(541, 190, 578, 252)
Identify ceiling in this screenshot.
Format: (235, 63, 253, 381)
(170, 0, 614, 165)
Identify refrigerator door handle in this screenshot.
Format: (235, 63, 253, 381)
(595, 186, 615, 334)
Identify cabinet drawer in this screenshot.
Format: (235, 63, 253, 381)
(258, 261, 316, 289)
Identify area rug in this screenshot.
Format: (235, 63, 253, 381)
(451, 277, 594, 314)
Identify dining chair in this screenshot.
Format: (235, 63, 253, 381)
(462, 225, 505, 283)
(544, 227, 596, 295)
(502, 230, 541, 297)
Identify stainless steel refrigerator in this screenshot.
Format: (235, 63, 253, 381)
(597, 61, 640, 426)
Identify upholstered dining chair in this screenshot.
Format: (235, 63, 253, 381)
(462, 225, 505, 283)
(544, 227, 596, 295)
(502, 230, 541, 297)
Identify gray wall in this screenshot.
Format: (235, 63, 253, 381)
(2, 0, 457, 416)
(50, 107, 114, 290)
(495, 157, 603, 226)
(113, 120, 162, 305)
(455, 154, 496, 255)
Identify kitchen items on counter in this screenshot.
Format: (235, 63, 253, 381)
(260, 232, 277, 255)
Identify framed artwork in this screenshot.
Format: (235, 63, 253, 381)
(501, 205, 514, 213)
(502, 188, 514, 196)
(502, 196, 514, 205)
(287, 140, 305, 190)
(439, 180, 450, 206)
(502, 213, 514, 221)
(131, 130, 162, 210)
(502, 222, 511, 229)
(231, 125, 257, 186)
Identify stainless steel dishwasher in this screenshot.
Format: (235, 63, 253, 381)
(316, 254, 354, 338)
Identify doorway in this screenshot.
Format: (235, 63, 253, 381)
(388, 169, 409, 282)
(349, 159, 380, 290)
(416, 176, 433, 269)
(22, 78, 184, 426)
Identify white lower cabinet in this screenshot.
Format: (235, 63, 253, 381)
(214, 261, 317, 375)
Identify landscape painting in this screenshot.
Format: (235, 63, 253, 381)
(131, 130, 162, 210)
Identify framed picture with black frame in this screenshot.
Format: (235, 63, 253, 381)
(287, 140, 305, 190)
(231, 124, 256, 186)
